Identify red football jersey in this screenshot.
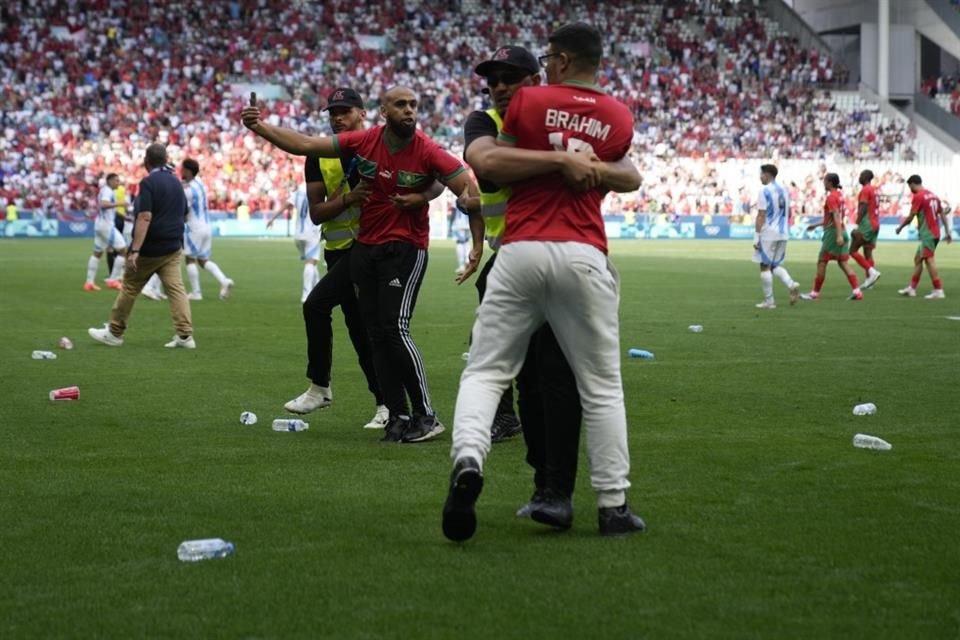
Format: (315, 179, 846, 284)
(823, 190, 845, 229)
(498, 82, 634, 254)
(911, 188, 942, 238)
(334, 126, 465, 248)
(858, 184, 879, 230)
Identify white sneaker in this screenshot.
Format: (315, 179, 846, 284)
(363, 405, 390, 430)
(799, 291, 819, 301)
(142, 288, 162, 301)
(862, 270, 881, 289)
(924, 289, 945, 299)
(188, 292, 203, 301)
(164, 335, 197, 349)
(789, 283, 800, 306)
(88, 326, 123, 346)
(898, 287, 916, 297)
(219, 278, 235, 300)
(755, 300, 776, 309)
(284, 386, 332, 414)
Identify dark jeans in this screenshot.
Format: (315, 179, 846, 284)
(350, 241, 431, 418)
(478, 252, 583, 497)
(303, 246, 382, 405)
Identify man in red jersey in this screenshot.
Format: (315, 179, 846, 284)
(442, 23, 646, 542)
(849, 169, 882, 289)
(241, 87, 484, 444)
(896, 175, 952, 299)
(800, 173, 863, 301)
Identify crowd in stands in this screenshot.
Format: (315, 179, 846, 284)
(921, 74, 960, 117)
(0, 0, 934, 221)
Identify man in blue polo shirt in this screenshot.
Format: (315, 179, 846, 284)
(88, 144, 196, 349)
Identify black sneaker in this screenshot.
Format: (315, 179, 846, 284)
(380, 415, 410, 443)
(516, 488, 546, 518)
(402, 414, 445, 443)
(529, 488, 573, 530)
(490, 412, 522, 443)
(598, 503, 646, 537)
(442, 456, 484, 542)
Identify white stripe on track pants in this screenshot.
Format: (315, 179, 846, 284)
(451, 240, 631, 508)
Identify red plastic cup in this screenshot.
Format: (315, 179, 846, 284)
(49, 386, 80, 401)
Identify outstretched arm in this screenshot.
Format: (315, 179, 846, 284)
(241, 105, 338, 157)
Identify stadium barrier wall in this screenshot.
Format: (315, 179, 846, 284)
(3, 213, 955, 241)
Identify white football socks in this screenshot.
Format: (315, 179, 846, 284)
(109, 255, 126, 280)
(187, 262, 201, 295)
(760, 270, 774, 301)
(773, 266, 796, 289)
(204, 260, 229, 286)
(86, 256, 100, 284)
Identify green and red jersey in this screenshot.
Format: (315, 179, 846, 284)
(857, 183, 879, 232)
(911, 188, 943, 241)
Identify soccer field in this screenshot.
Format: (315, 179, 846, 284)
(1, 238, 958, 638)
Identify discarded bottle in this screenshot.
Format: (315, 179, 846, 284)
(239, 411, 258, 425)
(853, 433, 892, 450)
(32, 350, 57, 360)
(688, 325, 704, 333)
(177, 538, 235, 562)
(461, 352, 470, 362)
(58, 337, 74, 350)
(852, 403, 877, 416)
(272, 418, 309, 432)
(628, 348, 655, 359)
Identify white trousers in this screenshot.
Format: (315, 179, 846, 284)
(452, 241, 631, 507)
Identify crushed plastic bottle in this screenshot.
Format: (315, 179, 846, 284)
(853, 433, 892, 450)
(687, 325, 704, 333)
(32, 350, 57, 360)
(272, 418, 309, 432)
(177, 538, 235, 562)
(628, 348, 655, 359)
(852, 403, 877, 416)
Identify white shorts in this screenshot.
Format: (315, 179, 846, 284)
(295, 237, 321, 261)
(753, 237, 787, 267)
(94, 219, 126, 253)
(184, 224, 212, 259)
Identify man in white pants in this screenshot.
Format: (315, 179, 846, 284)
(442, 23, 646, 541)
(84, 173, 127, 291)
(753, 164, 800, 309)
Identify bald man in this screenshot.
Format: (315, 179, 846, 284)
(242, 87, 484, 443)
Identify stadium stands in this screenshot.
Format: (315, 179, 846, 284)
(0, 0, 948, 221)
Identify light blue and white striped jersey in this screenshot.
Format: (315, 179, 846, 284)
(757, 180, 790, 239)
(97, 185, 116, 223)
(184, 178, 210, 227)
(292, 185, 317, 238)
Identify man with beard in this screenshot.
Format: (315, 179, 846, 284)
(242, 86, 484, 443)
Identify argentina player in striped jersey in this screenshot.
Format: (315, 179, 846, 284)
(267, 183, 321, 302)
(753, 164, 800, 309)
(181, 158, 235, 301)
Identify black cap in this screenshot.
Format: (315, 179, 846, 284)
(474, 45, 539, 77)
(325, 88, 363, 110)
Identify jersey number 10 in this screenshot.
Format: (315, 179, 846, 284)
(548, 132, 596, 154)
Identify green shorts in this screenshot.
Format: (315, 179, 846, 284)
(856, 224, 878, 246)
(916, 236, 939, 260)
(819, 228, 850, 262)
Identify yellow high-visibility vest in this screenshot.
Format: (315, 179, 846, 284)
(479, 108, 511, 251)
(319, 158, 361, 250)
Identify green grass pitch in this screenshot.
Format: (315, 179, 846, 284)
(1, 238, 958, 638)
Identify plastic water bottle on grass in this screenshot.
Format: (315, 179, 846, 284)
(177, 538, 235, 562)
(853, 434, 892, 451)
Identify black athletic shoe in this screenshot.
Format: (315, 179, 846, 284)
(530, 488, 574, 530)
(402, 414, 445, 443)
(381, 415, 410, 443)
(598, 503, 646, 537)
(490, 412, 522, 443)
(442, 456, 484, 542)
